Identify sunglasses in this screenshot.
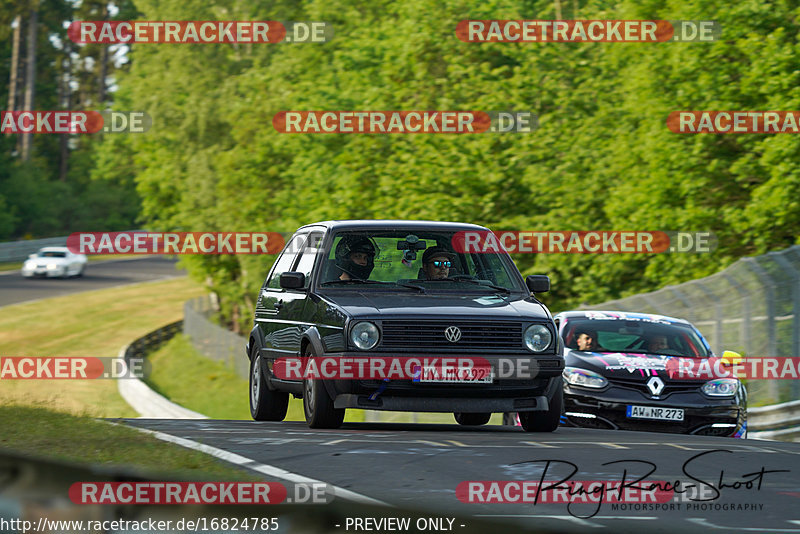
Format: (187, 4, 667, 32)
(429, 260, 452, 268)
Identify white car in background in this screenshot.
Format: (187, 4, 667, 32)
(21, 247, 87, 278)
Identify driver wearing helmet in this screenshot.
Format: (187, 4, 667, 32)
(335, 236, 377, 281)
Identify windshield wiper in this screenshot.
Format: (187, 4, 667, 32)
(436, 278, 512, 294)
(396, 282, 426, 293)
(321, 279, 426, 293)
(320, 279, 392, 286)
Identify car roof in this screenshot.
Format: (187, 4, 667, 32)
(296, 220, 491, 232)
(555, 310, 692, 326)
(38, 247, 71, 253)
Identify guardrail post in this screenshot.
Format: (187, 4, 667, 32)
(770, 251, 800, 400)
(696, 282, 723, 355)
(742, 258, 777, 356)
(742, 257, 779, 402)
(665, 286, 695, 323)
(723, 273, 751, 355)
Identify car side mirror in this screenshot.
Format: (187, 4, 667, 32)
(28, 254, 36, 259)
(526, 275, 550, 293)
(720, 350, 743, 366)
(279, 272, 306, 290)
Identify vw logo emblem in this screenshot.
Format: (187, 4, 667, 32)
(646, 376, 665, 396)
(444, 326, 462, 343)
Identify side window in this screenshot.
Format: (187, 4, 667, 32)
(294, 233, 324, 288)
(266, 234, 307, 289)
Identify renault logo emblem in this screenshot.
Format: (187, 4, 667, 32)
(444, 326, 462, 343)
(647, 376, 665, 396)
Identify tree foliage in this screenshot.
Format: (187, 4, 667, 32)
(8, 0, 800, 323)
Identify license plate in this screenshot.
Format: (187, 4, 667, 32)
(626, 405, 684, 421)
(412, 365, 494, 384)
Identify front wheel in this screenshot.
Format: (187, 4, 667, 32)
(519, 387, 562, 432)
(454, 412, 491, 426)
(249, 349, 289, 421)
(303, 347, 345, 429)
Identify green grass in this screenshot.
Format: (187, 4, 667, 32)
(0, 277, 205, 416)
(0, 404, 261, 480)
(145, 335, 255, 420)
(145, 335, 366, 422)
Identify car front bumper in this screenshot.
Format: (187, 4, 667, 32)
(563, 385, 746, 436)
(22, 267, 65, 277)
(331, 371, 562, 413)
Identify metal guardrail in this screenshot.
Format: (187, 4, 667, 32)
(183, 296, 249, 379)
(0, 236, 68, 262)
(748, 400, 800, 441)
(118, 319, 208, 419)
(124, 320, 184, 360)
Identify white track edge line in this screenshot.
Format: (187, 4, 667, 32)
(129, 425, 390, 507)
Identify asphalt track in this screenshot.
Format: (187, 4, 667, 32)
(0, 256, 183, 307)
(6, 257, 799, 533)
(121, 419, 800, 534)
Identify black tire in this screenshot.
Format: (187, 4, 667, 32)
(303, 346, 345, 429)
(454, 412, 491, 426)
(519, 386, 562, 432)
(249, 348, 289, 421)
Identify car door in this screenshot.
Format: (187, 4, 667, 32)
(280, 232, 324, 359)
(256, 233, 307, 362)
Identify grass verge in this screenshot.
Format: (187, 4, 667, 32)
(0, 404, 260, 480)
(0, 276, 205, 416)
(145, 335, 366, 422)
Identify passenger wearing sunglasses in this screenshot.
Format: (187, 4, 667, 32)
(421, 246, 456, 280)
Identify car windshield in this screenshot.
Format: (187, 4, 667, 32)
(318, 230, 524, 293)
(563, 316, 710, 358)
(38, 251, 66, 258)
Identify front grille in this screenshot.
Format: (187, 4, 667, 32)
(380, 320, 523, 352)
(609, 375, 700, 397)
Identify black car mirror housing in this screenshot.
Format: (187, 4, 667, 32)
(280, 272, 306, 290)
(526, 275, 550, 293)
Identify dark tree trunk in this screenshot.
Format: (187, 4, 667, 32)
(21, 8, 38, 161)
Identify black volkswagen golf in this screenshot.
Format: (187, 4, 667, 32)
(246, 220, 564, 430)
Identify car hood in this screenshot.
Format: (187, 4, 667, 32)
(565, 350, 682, 381)
(319, 291, 550, 320)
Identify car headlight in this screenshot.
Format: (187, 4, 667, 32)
(350, 321, 379, 350)
(702, 378, 739, 397)
(524, 324, 552, 352)
(563, 367, 608, 388)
